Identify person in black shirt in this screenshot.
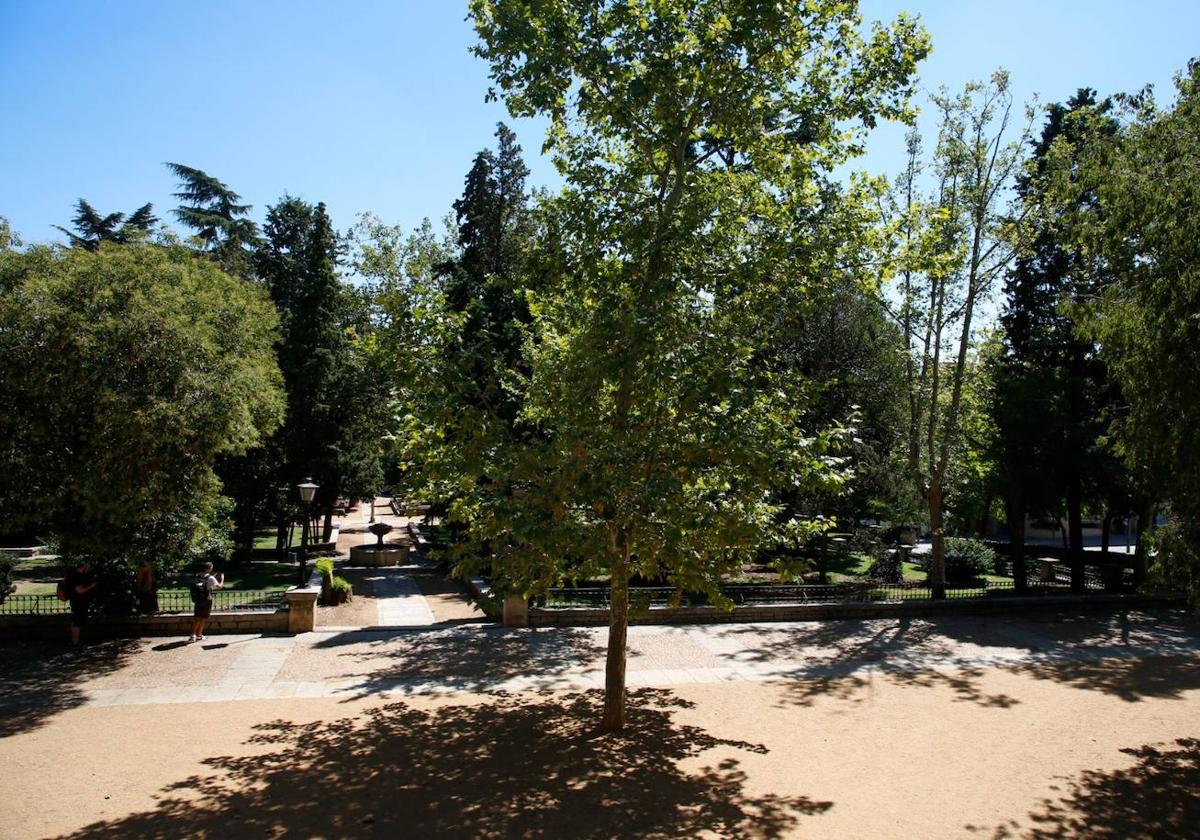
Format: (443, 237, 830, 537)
(64, 560, 98, 645)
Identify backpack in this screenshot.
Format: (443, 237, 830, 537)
(190, 576, 211, 603)
(56, 579, 69, 602)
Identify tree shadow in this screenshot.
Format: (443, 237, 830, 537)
(974, 737, 1200, 839)
(303, 626, 606, 694)
(711, 609, 1200, 710)
(1010, 654, 1200, 704)
(59, 688, 833, 839)
(0, 638, 139, 738)
(716, 617, 1022, 709)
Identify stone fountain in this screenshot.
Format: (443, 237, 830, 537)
(349, 521, 409, 567)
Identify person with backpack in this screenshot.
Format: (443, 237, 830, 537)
(189, 561, 224, 642)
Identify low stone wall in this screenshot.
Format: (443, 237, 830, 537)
(0, 609, 290, 641)
(524, 592, 1180, 628)
(0, 574, 322, 641)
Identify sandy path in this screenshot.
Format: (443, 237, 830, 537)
(3, 664, 1197, 839)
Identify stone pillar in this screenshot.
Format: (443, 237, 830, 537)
(286, 580, 321, 634)
(502, 596, 528, 628)
(1038, 559, 1056, 583)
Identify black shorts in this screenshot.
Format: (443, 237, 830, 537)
(193, 600, 212, 619)
(68, 599, 90, 628)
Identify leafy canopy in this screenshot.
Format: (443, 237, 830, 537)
(0, 242, 284, 598)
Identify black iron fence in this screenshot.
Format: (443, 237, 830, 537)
(0, 589, 287, 616)
(541, 573, 1123, 610)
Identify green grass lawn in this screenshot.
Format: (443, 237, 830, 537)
(10, 554, 65, 595)
(826, 553, 1013, 586)
(252, 531, 305, 550)
(10, 557, 299, 596)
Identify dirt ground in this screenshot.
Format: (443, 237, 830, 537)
(313, 567, 384, 627)
(3, 659, 1197, 839)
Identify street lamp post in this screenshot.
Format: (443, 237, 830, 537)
(297, 478, 319, 586)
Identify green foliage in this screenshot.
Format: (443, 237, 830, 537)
(993, 88, 1124, 578)
(942, 537, 996, 582)
(167, 162, 259, 277)
(315, 557, 335, 577)
(330, 575, 352, 595)
(0, 241, 284, 598)
(0, 557, 14, 605)
(866, 550, 904, 583)
(222, 197, 388, 548)
(1056, 61, 1200, 596)
(772, 273, 913, 526)
(459, 0, 928, 727)
(887, 73, 1030, 594)
(55, 198, 158, 250)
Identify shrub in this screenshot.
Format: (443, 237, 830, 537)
(866, 550, 904, 583)
(331, 575, 352, 602)
(315, 557, 335, 577)
(943, 538, 996, 583)
(0, 557, 14, 605)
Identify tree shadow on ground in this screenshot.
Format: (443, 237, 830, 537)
(59, 688, 832, 840)
(974, 737, 1200, 839)
(0, 638, 139, 738)
(712, 608, 1200, 710)
(715, 617, 1022, 709)
(305, 626, 605, 694)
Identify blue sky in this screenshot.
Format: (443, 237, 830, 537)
(2, 1, 1197, 245)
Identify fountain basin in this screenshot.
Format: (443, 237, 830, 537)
(349, 542, 409, 567)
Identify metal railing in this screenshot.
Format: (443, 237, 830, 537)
(0, 589, 287, 616)
(541, 574, 1122, 610)
(0, 594, 71, 615)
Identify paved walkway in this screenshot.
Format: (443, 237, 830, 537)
(14, 607, 1196, 711)
(325, 497, 440, 628)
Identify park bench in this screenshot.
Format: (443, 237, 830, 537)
(407, 521, 430, 551)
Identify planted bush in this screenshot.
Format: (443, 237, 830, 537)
(0, 557, 14, 604)
(330, 575, 353, 604)
(943, 538, 996, 583)
(866, 549, 904, 583)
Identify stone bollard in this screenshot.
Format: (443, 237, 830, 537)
(1038, 559, 1056, 583)
(502, 596, 529, 628)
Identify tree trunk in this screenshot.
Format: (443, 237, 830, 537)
(928, 479, 946, 600)
(1006, 493, 1027, 594)
(1101, 510, 1111, 554)
(1132, 499, 1155, 587)
(1067, 475, 1084, 593)
(602, 549, 630, 732)
(275, 521, 289, 560)
(322, 506, 334, 543)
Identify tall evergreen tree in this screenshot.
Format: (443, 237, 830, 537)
(254, 198, 384, 541)
(166, 162, 258, 276)
(438, 122, 533, 425)
(55, 199, 157, 249)
(995, 89, 1120, 592)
